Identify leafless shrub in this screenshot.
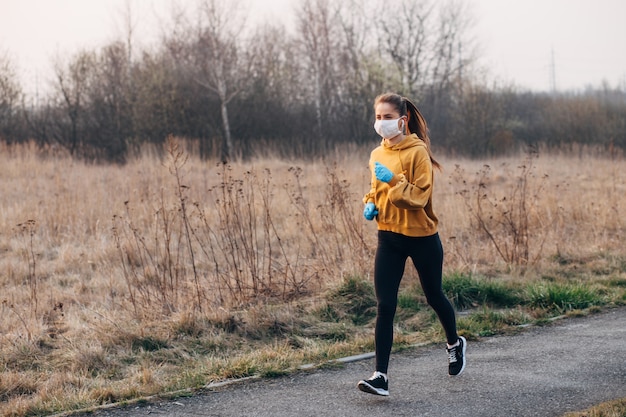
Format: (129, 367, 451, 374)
(112, 138, 371, 316)
(452, 146, 559, 267)
(16, 220, 38, 317)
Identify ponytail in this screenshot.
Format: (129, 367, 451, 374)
(403, 97, 441, 171)
(374, 93, 441, 170)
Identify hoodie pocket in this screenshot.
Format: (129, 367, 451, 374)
(379, 198, 400, 224)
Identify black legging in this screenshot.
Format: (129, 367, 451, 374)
(374, 231, 458, 373)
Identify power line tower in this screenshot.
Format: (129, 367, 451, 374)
(458, 41, 463, 81)
(549, 48, 557, 93)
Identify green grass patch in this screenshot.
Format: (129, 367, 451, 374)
(525, 283, 605, 314)
(458, 308, 531, 337)
(130, 336, 170, 352)
(320, 275, 377, 325)
(443, 272, 523, 309)
(607, 277, 626, 288)
(397, 291, 423, 312)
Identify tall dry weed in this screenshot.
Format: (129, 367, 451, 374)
(437, 147, 624, 273)
(451, 146, 554, 267)
(110, 138, 374, 318)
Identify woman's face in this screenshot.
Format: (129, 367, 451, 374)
(374, 102, 406, 140)
(375, 102, 401, 121)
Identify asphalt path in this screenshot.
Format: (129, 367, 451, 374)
(73, 307, 626, 417)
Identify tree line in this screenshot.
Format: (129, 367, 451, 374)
(1, 0, 625, 162)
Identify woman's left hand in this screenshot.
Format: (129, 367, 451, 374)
(375, 162, 394, 183)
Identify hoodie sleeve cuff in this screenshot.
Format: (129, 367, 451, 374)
(388, 173, 405, 188)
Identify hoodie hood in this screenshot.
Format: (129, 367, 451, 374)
(381, 133, 424, 151)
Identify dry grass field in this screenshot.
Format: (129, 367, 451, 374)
(1, 139, 624, 416)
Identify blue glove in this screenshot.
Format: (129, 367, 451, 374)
(374, 162, 394, 183)
(363, 202, 378, 221)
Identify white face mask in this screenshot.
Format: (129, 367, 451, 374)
(374, 118, 404, 139)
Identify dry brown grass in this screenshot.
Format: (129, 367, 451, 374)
(438, 146, 624, 276)
(0, 139, 624, 415)
(563, 398, 626, 417)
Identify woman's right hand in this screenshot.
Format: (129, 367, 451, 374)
(374, 162, 394, 183)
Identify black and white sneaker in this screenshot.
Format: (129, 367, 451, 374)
(447, 336, 467, 376)
(357, 372, 389, 396)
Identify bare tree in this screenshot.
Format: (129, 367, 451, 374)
(52, 51, 96, 155)
(374, 0, 472, 97)
(430, 0, 473, 93)
(89, 42, 132, 161)
(423, 0, 475, 140)
(295, 0, 341, 144)
(335, 1, 377, 139)
(131, 51, 180, 146)
(375, 0, 436, 98)
(247, 24, 294, 104)
(0, 51, 22, 142)
(115, 0, 139, 84)
(243, 23, 302, 147)
(189, 0, 253, 162)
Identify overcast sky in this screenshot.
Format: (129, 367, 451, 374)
(1, 0, 625, 95)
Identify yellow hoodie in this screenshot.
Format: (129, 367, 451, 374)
(363, 133, 438, 237)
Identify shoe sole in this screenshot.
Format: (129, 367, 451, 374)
(357, 381, 389, 396)
(449, 335, 467, 376)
